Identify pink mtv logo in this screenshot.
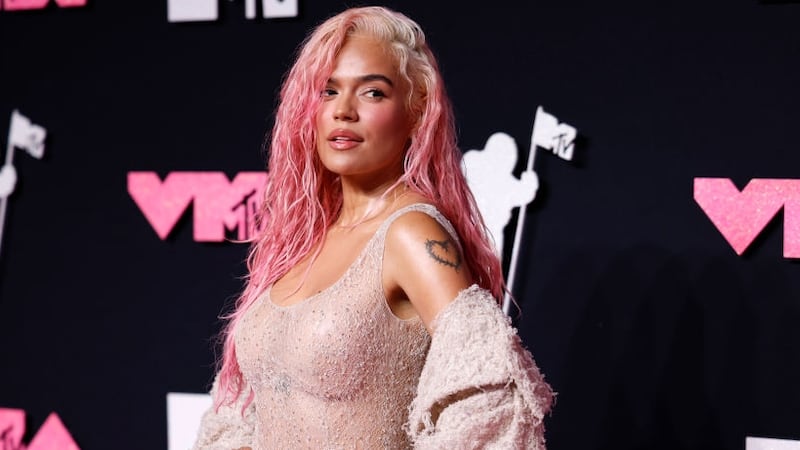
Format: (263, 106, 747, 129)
(0, 408, 79, 450)
(694, 177, 800, 258)
(128, 171, 268, 242)
(0, 0, 86, 11)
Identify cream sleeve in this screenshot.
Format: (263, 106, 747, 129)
(408, 285, 555, 450)
(191, 373, 256, 450)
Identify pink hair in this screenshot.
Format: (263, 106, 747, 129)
(214, 6, 505, 410)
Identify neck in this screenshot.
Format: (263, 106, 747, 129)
(336, 176, 407, 227)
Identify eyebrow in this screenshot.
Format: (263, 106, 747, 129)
(328, 74, 394, 87)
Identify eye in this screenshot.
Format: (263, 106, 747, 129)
(321, 88, 337, 98)
(363, 88, 386, 99)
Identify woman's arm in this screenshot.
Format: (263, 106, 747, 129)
(383, 212, 554, 449)
(382, 210, 473, 331)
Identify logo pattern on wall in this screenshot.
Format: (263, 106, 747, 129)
(5, 2, 800, 449)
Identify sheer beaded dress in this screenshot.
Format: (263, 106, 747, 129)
(233, 204, 452, 449)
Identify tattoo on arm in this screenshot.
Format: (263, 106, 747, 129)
(424, 238, 462, 272)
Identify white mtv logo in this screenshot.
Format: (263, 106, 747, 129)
(166, 392, 212, 450)
(167, 0, 297, 22)
(746, 437, 800, 450)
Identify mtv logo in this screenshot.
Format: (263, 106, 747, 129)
(167, 0, 298, 22)
(167, 0, 216, 22)
(166, 392, 212, 450)
(746, 437, 800, 450)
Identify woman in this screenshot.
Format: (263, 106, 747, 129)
(193, 6, 553, 449)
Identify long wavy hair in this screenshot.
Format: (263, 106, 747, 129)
(214, 5, 505, 409)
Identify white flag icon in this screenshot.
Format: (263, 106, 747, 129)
(1, 109, 48, 257)
(531, 106, 576, 161)
(8, 109, 46, 160)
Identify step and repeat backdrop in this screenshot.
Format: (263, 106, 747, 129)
(1, 1, 799, 449)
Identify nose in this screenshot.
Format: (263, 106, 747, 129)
(333, 93, 357, 122)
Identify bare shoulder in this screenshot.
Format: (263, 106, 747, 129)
(383, 205, 474, 330)
(386, 209, 461, 269)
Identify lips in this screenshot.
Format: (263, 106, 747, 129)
(327, 129, 363, 150)
(327, 129, 363, 142)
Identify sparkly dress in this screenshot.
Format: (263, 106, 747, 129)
(197, 204, 448, 449)
(193, 202, 555, 449)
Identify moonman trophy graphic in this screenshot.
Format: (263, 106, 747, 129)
(0, 109, 47, 257)
(462, 106, 577, 314)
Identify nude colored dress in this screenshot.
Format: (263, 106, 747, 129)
(192, 203, 554, 450)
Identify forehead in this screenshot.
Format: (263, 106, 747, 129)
(330, 34, 399, 80)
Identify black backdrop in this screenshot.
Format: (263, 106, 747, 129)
(1, 1, 799, 449)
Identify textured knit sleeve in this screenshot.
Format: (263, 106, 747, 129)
(191, 373, 256, 450)
(407, 285, 555, 450)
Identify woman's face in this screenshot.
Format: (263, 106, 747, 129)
(315, 34, 414, 185)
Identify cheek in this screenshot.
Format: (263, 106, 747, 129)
(314, 108, 327, 148)
(367, 107, 411, 138)
(314, 105, 327, 130)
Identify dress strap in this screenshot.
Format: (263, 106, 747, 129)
(375, 203, 460, 245)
